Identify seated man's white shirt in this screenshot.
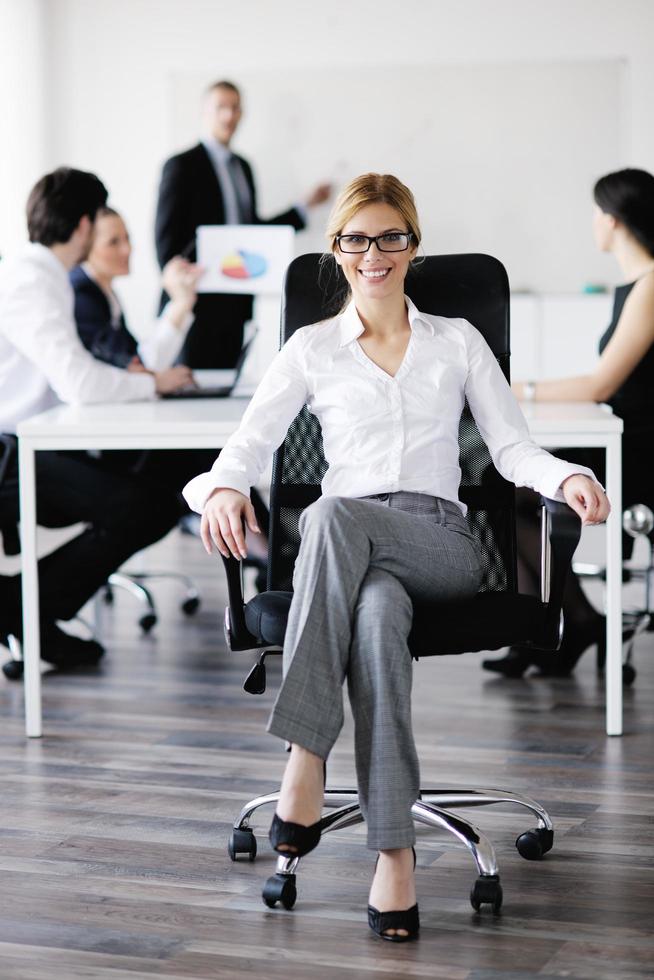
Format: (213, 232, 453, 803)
(0, 243, 156, 434)
(183, 296, 595, 514)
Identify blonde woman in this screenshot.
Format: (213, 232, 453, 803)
(183, 174, 609, 941)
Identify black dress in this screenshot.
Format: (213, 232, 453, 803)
(558, 281, 654, 553)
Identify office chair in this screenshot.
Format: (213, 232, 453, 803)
(219, 253, 582, 914)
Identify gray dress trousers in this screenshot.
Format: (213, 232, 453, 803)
(267, 491, 483, 850)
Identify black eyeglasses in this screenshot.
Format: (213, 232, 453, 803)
(335, 232, 415, 254)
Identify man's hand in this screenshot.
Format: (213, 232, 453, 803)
(304, 182, 332, 209)
(561, 474, 610, 526)
(201, 488, 260, 560)
(126, 355, 147, 373)
(153, 365, 194, 394)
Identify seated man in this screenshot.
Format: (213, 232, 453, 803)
(0, 167, 188, 670)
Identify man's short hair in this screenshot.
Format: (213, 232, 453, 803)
(205, 79, 241, 99)
(26, 167, 108, 246)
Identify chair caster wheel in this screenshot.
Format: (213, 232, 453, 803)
(227, 828, 257, 862)
(2, 660, 24, 680)
(622, 663, 636, 686)
(103, 587, 114, 605)
(515, 827, 553, 860)
(182, 597, 200, 615)
(262, 873, 297, 909)
(470, 875, 502, 913)
(139, 613, 157, 633)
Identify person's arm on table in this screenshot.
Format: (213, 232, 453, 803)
(3, 276, 190, 401)
(515, 274, 654, 402)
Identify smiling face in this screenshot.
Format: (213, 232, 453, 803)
(334, 202, 417, 304)
(88, 212, 131, 280)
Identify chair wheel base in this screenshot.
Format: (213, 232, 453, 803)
(262, 873, 297, 909)
(470, 875, 502, 913)
(227, 828, 257, 862)
(515, 827, 553, 860)
(139, 613, 157, 633)
(2, 660, 24, 680)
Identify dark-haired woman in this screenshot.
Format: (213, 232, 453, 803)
(484, 168, 654, 678)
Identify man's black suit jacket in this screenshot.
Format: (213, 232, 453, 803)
(155, 142, 305, 368)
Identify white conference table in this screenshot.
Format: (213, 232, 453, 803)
(522, 401, 623, 736)
(17, 397, 250, 739)
(17, 398, 623, 738)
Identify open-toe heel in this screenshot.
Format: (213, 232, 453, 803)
(368, 847, 419, 943)
(268, 759, 326, 858)
(268, 812, 322, 858)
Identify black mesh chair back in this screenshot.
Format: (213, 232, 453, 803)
(269, 253, 515, 603)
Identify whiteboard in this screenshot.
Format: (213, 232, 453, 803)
(170, 60, 624, 293)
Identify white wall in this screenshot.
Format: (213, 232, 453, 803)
(3, 0, 654, 336)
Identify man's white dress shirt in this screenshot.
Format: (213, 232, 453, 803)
(183, 296, 594, 514)
(0, 243, 155, 434)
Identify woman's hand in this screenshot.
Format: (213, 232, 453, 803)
(153, 365, 194, 394)
(162, 257, 204, 322)
(561, 474, 611, 525)
(201, 488, 261, 559)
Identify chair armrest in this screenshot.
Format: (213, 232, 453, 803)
(220, 554, 262, 651)
(537, 496, 582, 649)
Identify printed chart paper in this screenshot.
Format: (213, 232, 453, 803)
(196, 224, 294, 294)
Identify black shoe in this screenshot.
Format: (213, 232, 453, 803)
(40, 624, 104, 669)
(536, 624, 605, 677)
(482, 648, 531, 678)
(268, 760, 326, 858)
(368, 847, 419, 943)
(269, 812, 322, 858)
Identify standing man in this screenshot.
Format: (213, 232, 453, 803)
(155, 79, 331, 367)
(0, 168, 188, 671)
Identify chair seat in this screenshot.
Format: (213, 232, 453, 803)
(244, 590, 548, 656)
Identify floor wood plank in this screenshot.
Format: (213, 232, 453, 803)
(1, 528, 653, 978)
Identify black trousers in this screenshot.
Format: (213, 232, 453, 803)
(0, 443, 183, 634)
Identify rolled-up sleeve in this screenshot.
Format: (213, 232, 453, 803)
(182, 330, 309, 512)
(463, 323, 597, 500)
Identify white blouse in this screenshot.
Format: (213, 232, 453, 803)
(183, 296, 594, 514)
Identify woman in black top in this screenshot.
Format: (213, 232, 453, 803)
(484, 168, 654, 677)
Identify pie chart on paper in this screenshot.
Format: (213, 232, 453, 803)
(220, 249, 268, 280)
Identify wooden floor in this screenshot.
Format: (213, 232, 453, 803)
(1, 529, 653, 979)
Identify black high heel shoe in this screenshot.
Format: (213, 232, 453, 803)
(268, 812, 322, 858)
(268, 760, 326, 858)
(482, 648, 531, 678)
(368, 847, 419, 943)
(483, 617, 607, 679)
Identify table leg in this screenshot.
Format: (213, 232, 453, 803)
(605, 434, 622, 736)
(18, 441, 42, 738)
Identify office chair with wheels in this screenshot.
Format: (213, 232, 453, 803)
(573, 502, 654, 686)
(219, 253, 582, 914)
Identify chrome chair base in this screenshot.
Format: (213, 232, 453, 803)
(228, 785, 555, 913)
(105, 571, 201, 633)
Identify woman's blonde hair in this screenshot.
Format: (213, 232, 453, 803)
(325, 173, 422, 251)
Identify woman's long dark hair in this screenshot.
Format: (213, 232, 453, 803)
(594, 168, 654, 256)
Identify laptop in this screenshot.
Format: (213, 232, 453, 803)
(163, 327, 257, 399)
